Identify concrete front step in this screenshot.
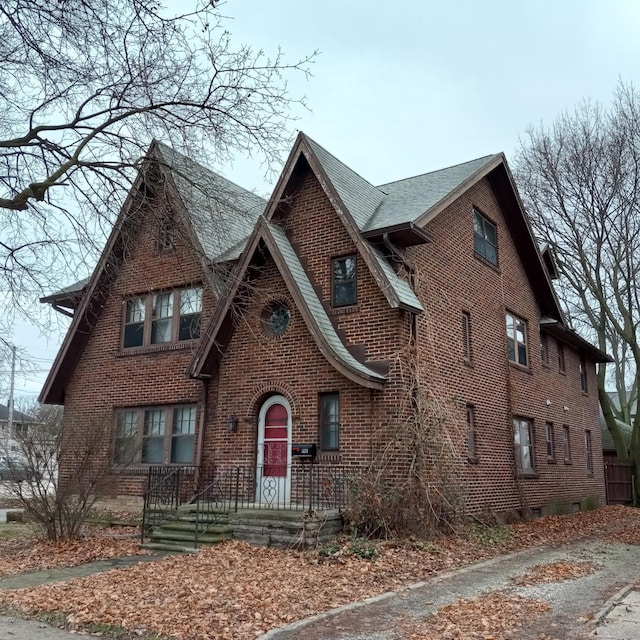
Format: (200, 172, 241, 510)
(141, 542, 199, 553)
(160, 522, 231, 534)
(150, 529, 232, 545)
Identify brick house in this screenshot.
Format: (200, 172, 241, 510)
(40, 133, 609, 517)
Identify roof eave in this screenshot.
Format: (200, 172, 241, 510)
(539, 320, 612, 363)
(362, 221, 433, 246)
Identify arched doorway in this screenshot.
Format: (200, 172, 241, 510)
(256, 395, 291, 506)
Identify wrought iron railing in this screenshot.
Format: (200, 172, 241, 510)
(141, 465, 198, 541)
(141, 463, 359, 543)
(195, 464, 353, 513)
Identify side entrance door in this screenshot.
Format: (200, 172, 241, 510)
(256, 395, 291, 507)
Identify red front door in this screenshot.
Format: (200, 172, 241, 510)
(263, 403, 288, 477)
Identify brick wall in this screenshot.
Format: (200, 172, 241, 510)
(408, 176, 606, 515)
(57, 159, 606, 517)
(60, 194, 210, 496)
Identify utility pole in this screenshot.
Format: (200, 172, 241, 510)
(7, 344, 16, 435)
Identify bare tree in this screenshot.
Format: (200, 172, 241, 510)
(1, 401, 124, 540)
(0, 0, 314, 364)
(514, 80, 640, 470)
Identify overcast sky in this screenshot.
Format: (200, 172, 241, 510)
(7, 0, 640, 399)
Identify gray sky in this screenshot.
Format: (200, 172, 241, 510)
(7, 0, 640, 398)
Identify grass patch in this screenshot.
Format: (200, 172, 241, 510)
(468, 523, 512, 547)
(0, 604, 168, 639)
(0, 523, 33, 540)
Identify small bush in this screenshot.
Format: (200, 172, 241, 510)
(318, 535, 379, 563)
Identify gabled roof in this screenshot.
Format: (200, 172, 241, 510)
(600, 412, 633, 451)
(539, 318, 611, 363)
(369, 155, 499, 232)
(0, 404, 36, 424)
(155, 143, 266, 262)
(39, 141, 266, 404)
(190, 218, 387, 389)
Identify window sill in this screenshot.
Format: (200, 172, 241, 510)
(463, 358, 474, 369)
(111, 463, 196, 474)
(563, 459, 572, 465)
(473, 252, 500, 273)
(330, 305, 358, 316)
(509, 361, 532, 375)
(317, 451, 341, 462)
(517, 471, 539, 479)
(581, 391, 589, 397)
(547, 458, 557, 464)
(467, 456, 479, 465)
(118, 340, 198, 357)
(541, 362, 550, 369)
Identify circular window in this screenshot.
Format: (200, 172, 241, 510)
(262, 301, 291, 336)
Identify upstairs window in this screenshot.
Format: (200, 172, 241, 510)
(319, 393, 339, 451)
(562, 425, 571, 463)
(506, 312, 528, 366)
(158, 214, 176, 251)
(122, 287, 202, 349)
(579, 356, 588, 393)
(557, 341, 566, 373)
(473, 209, 497, 266)
(332, 256, 357, 307)
(540, 334, 549, 366)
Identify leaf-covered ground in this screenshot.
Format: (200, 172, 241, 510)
(511, 560, 597, 586)
(0, 506, 638, 640)
(0, 526, 147, 577)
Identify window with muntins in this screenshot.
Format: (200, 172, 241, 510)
(122, 287, 202, 348)
(557, 341, 566, 373)
(562, 425, 571, 462)
(545, 422, 555, 460)
(114, 405, 196, 466)
(585, 430, 594, 474)
(319, 393, 339, 450)
(473, 209, 497, 266)
(506, 312, 528, 366)
(580, 356, 588, 393)
(514, 417, 534, 473)
(332, 256, 357, 306)
(540, 334, 549, 366)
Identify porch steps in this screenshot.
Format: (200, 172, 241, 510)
(141, 507, 233, 552)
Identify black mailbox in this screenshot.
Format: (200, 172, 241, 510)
(291, 443, 317, 459)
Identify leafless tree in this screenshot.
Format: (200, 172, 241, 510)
(514, 80, 640, 470)
(0, 0, 314, 365)
(1, 400, 125, 540)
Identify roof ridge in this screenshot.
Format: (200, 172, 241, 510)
(154, 141, 267, 204)
(302, 133, 384, 197)
(377, 153, 499, 189)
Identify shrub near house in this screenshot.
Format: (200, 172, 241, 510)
(40, 133, 609, 519)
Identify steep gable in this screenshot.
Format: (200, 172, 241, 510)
(190, 219, 387, 389)
(40, 142, 266, 404)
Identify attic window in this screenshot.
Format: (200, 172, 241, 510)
(158, 214, 176, 251)
(473, 209, 497, 266)
(332, 255, 357, 307)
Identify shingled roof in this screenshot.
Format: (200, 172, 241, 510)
(155, 143, 266, 262)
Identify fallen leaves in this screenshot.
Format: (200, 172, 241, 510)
(406, 592, 550, 640)
(0, 527, 147, 577)
(511, 561, 597, 586)
(0, 505, 638, 639)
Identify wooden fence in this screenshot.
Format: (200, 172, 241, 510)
(604, 461, 635, 504)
